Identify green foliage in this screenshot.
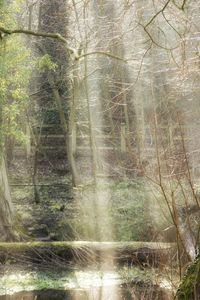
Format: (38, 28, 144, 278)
(0, 0, 33, 147)
(175, 252, 200, 299)
(68, 179, 155, 241)
(0, 269, 74, 294)
(36, 54, 58, 72)
(111, 179, 154, 241)
(120, 265, 157, 284)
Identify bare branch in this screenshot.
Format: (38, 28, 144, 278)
(78, 51, 127, 62)
(145, 0, 172, 28)
(181, 0, 187, 10)
(162, 11, 182, 38)
(173, 0, 187, 10)
(0, 26, 77, 55)
(0, 27, 126, 62)
(139, 22, 178, 51)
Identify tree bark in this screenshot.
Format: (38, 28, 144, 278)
(0, 157, 15, 241)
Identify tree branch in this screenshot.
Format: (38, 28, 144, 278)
(139, 22, 178, 51)
(0, 26, 77, 54)
(78, 51, 127, 62)
(0, 27, 125, 62)
(145, 0, 172, 28)
(181, 0, 186, 10)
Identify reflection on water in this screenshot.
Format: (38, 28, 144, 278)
(70, 270, 121, 288)
(0, 270, 120, 300)
(0, 268, 174, 300)
(72, 268, 120, 300)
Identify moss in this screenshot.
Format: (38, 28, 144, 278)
(0, 241, 174, 251)
(0, 241, 175, 267)
(175, 253, 200, 299)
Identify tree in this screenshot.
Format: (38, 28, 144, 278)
(1, 1, 200, 296)
(0, 156, 15, 241)
(0, 0, 32, 240)
(0, 0, 16, 241)
(34, 0, 78, 186)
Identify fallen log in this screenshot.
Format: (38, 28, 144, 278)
(0, 241, 175, 268)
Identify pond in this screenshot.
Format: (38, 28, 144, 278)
(0, 267, 174, 300)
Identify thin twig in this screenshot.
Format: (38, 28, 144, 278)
(78, 50, 127, 62)
(181, 0, 187, 10)
(145, 0, 172, 29)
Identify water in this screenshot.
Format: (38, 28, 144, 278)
(0, 267, 174, 300)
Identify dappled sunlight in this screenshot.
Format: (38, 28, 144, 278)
(0, 267, 175, 299)
(1, 0, 200, 299)
(72, 271, 120, 300)
(70, 21, 121, 297)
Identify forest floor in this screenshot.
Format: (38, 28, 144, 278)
(8, 156, 75, 241)
(4, 154, 179, 299)
(8, 155, 175, 242)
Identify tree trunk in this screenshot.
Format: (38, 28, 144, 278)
(0, 156, 15, 241)
(35, 0, 78, 184)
